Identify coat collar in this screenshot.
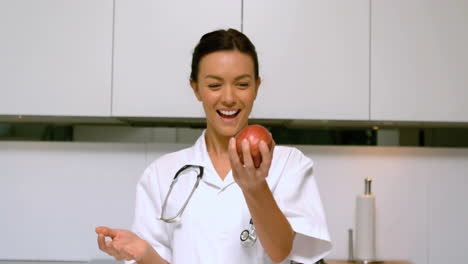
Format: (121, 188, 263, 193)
(189, 130, 236, 190)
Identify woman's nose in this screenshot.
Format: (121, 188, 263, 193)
(221, 85, 236, 105)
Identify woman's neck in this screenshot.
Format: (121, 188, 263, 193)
(204, 128, 234, 180)
(204, 129, 231, 158)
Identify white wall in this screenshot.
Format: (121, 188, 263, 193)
(0, 142, 146, 261)
(1, 140, 467, 263)
(305, 146, 468, 263)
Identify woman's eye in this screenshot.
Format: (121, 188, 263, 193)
(237, 83, 250, 88)
(208, 84, 221, 89)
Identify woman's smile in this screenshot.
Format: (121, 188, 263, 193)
(217, 109, 241, 123)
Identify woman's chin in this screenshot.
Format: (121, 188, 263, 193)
(209, 125, 241, 138)
(207, 116, 248, 138)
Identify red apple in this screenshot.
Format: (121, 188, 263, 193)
(235, 124, 273, 168)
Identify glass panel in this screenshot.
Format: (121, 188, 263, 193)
(1, 122, 468, 148)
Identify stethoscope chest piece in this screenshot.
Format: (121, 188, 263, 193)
(240, 218, 257, 247)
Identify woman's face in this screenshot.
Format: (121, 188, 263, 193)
(191, 50, 260, 138)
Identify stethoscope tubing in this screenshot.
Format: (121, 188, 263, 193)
(158, 164, 257, 247)
(159, 165, 203, 223)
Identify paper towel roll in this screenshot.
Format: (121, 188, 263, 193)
(355, 194, 376, 260)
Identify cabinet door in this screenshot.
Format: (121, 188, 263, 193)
(371, 0, 468, 122)
(112, 0, 241, 118)
(0, 0, 113, 116)
(244, 0, 370, 120)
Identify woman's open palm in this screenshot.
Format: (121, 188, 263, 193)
(95, 226, 150, 261)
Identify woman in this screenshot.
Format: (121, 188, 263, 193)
(96, 29, 331, 264)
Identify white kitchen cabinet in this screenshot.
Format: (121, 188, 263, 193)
(112, 0, 241, 118)
(371, 0, 468, 122)
(0, 0, 113, 116)
(244, 0, 370, 120)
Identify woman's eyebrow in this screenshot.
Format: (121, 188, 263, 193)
(205, 75, 223, 80)
(204, 74, 252, 81)
(234, 74, 252, 81)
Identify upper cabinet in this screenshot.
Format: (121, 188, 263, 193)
(371, 0, 468, 122)
(112, 0, 241, 118)
(244, 0, 370, 120)
(0, 0, 113, 116)
(2, 0, 466, 123)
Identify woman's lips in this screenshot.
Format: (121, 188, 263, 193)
(217, 109, 240, 118)
(217, 109, 240, 123)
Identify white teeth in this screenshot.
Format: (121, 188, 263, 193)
(219, 110, 238, 116)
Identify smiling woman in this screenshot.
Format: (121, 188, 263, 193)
(190, 50, 259, 146)
(189, 29, 261, 143)
(95, 29, 332, 264)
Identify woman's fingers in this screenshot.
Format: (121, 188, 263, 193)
(97, 237, 119, 259)
(241, 139, 255, 168)
(95, 226, 107, 235)
(96, 226, 117, 238)
(97, 234, 107, 251)
(96, 227, 149, 261)
(258, 140, 272, 171)
(96, 227, 130, 260)
(105, 240, 130, 261)
(228, 137, 242, 169)
(104, 240, 119, 258)
(270, 138, 276, 157)
(96, 226, 118, 255)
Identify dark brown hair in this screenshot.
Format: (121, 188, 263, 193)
(190, 28, 259, 82)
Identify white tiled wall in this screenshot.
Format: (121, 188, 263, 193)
(1, 139, 467, 263)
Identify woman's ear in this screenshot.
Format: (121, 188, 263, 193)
(190, 79, 202, 101)
(253, 76, 261, 100)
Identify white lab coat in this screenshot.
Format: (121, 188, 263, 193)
(127, 131, 332, 264)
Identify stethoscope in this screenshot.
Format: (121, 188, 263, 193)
(240, 218, 257, 247)
(159, 164, 258, 247)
